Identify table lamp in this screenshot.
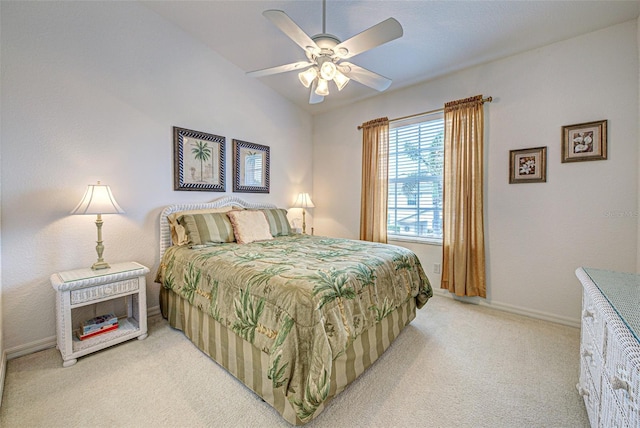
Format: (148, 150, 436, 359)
(292, 192, 314, 234)
(70, 181, 124, 270)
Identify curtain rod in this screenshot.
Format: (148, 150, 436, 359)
(357, 96, 493, 130)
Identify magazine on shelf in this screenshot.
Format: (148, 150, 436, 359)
(80, 313, 118, 334)
(76, 323, 119, 341)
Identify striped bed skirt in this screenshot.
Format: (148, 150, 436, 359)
(160, 287, 417, 425)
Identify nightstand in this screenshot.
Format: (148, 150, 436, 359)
(50, 261, 150, 367)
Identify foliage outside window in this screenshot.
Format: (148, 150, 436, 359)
(388, 113, 444, 243)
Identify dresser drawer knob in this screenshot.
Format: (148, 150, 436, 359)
(576, 383, 590, 397)
(581, 349, 593, 360)
(582, 309, 594, 319)
(610, 376, 630, 394)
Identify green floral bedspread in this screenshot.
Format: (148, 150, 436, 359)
(156, 234, 432, 422)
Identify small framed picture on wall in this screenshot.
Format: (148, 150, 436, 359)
(509, 146, 547, 184)
(561, 120, 607, 163)
(232, 139, 270, 193)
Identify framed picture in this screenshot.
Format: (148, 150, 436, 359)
(232, 139, 270, 193)
(509, 146, 547, 184)
(173, 127, 225, 191)
(561, 120, 607, 163)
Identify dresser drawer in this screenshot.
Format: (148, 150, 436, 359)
(604, 323, 640, 428)
(582, 288, 607, 356)
(601, 374, 631, 428)
(581, 324, 603, 397)
(579, 352, 601, 426)
(70, 277, 140, 305)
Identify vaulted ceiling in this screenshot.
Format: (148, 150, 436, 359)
(144, 1, 640, 114)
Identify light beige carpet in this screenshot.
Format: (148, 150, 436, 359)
(0, 295, 589, 427)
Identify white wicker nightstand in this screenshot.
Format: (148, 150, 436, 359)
(50, 262, 150, 367)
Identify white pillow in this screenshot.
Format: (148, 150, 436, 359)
(227, 210, 274, 244)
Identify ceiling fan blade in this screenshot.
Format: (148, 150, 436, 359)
(263, 10, 320, 55)
(340, 62, 392, 92)
(247, 61, 314, 78)
(309, 80, 324, 104)
(333, 18, 403, 59)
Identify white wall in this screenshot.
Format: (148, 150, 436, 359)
(638, 16, 640, 273)
(313, 20, 639, 325)
(0, 2, 312, 354)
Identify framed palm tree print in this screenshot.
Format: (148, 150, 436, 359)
(173, 127, 225, 191)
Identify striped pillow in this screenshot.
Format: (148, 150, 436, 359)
(177, 212, 235, 245)
(168, 207, 234, 246)
(261, 209, 292, 236)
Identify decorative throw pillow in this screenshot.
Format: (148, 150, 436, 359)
(177, 212, 235, 246)
(227, 210, 274, 244)
(169, 207, 234, 246)
(260, 208, 292, 236)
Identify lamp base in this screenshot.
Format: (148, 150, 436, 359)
(91, 261, 111, 270)
(92, 214, 110, 270)
(302, 209, 307, 234)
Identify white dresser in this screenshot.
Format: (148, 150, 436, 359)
(576, 267, 640, 428)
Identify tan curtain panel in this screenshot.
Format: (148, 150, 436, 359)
(442, 95, 487, 297)
(360, 117, 389, 243)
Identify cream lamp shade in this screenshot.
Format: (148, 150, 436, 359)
(292, 192, 315, 209)
(292, 193, 315, 234)
(71, 182, 124, 270)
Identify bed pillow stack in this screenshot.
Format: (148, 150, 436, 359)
(171, 206, 295, 247)
(169, 206, 234, 246)
(176, 212, 236, 246)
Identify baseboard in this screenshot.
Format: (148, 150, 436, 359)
(148, 305, 161, 317)
(6, 336, 56, 361)
(0, 350, 6, 408)
(431, 288, 581, 328)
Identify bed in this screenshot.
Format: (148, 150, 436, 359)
(155, 196, 432, 425)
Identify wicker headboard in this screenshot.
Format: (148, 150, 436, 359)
(159, 195, 278, 257)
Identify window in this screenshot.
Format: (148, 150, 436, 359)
(387, 113, 444, 242)
(244, 152, 263, 186)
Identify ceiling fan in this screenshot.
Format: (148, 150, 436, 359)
(246, 0, 403, 104)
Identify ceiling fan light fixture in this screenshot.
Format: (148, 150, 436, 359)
(319, 60, 337, 80)
(298, 67, 318, 88)
(315, 78, 329, 96)
(333, 70, 349, 91)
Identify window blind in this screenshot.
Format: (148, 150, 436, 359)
(388, 113, 444, 241)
